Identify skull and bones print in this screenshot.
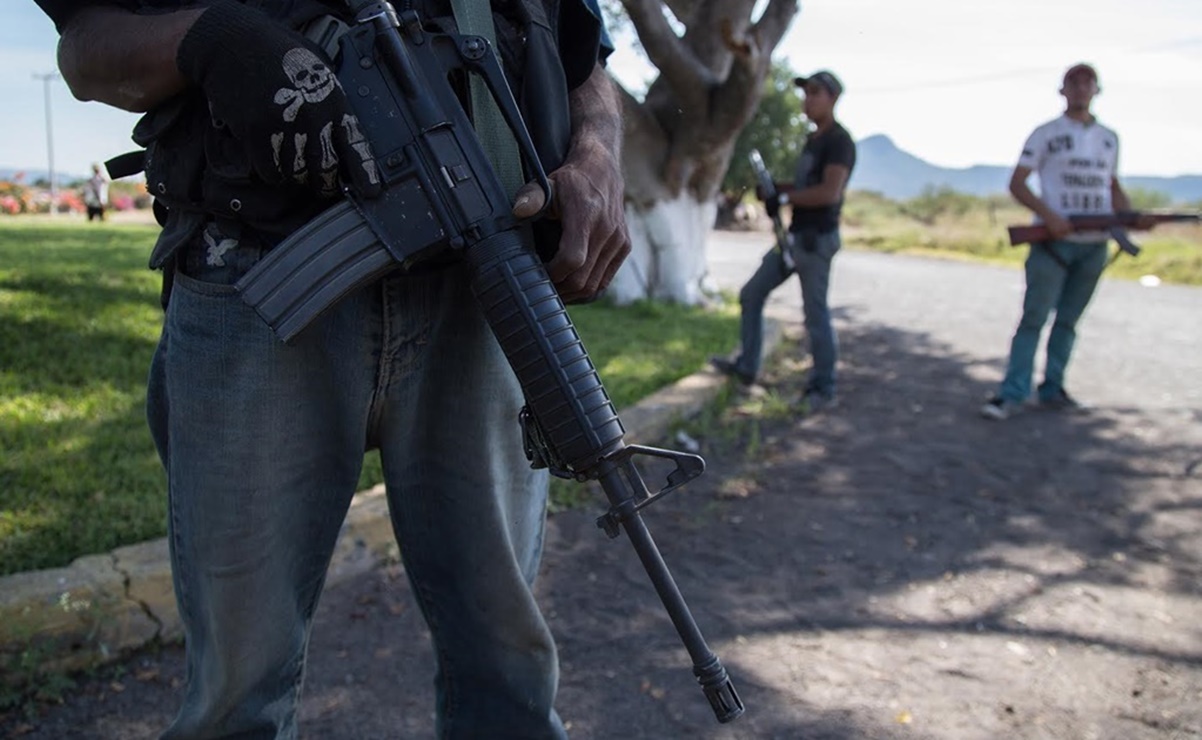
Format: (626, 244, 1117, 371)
(274, 48, 337, 122)
(269, 47, 380, 196)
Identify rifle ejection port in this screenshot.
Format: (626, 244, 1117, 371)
(440, 164, 472, 188)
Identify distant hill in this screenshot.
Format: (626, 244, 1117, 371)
(850, 134, 1202, 204)
(8, 139, 1202, 204)
(0, 168, 89, 185)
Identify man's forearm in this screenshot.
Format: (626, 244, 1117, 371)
(779, 166, 848, 207)
(1111, 180, 1132, 212)
(786, 185, 837, 207)
(1011, 179, 1058, 222)
(566, 64, 622, 157)
(58, 6, 203, 112)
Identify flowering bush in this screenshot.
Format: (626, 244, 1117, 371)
(58, 191, 85, 213)
(0, 178, 153, 215)
(0, 180, 28, 213)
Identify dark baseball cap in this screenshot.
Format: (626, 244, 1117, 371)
(1062, 63, 1098, 85)
(793, 70, 843, 97)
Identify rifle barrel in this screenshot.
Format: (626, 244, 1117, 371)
(1008, 211, 1201, 246)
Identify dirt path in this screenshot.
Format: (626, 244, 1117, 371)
(4, 307, 1200, 739)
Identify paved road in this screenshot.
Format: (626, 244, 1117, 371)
(706, 230, 1202, 412)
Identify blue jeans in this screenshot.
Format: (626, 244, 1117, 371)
(998, 240, 1108, 403)
(732, 230, 840, 396)
(147, 231, 561, 739)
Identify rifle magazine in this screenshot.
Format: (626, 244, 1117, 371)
(236, 200, 398, 343)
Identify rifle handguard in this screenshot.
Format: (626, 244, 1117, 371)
(748, 149, 793, 267)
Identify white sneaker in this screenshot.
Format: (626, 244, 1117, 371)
(980, 396, 1020, 420)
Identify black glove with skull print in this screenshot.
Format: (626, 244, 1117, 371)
(177, 0, 381, 199)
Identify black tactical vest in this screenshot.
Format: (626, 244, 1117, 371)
(131, 0, 594, 270)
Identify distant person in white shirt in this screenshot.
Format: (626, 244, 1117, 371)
(981, 63, 1153, 420)
(83, 163, 109, 222)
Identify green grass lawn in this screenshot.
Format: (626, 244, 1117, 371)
(8, 195, 1196, 576)
(1, 221, 165, 576)
(0, 219, 739, 576)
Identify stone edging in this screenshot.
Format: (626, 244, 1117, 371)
(0, 319, 782, 681)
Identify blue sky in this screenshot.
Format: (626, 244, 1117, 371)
(4, 0, 1201, 182)
(608, 0, 1202, 178)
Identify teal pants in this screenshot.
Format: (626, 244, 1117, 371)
(998, 240, 1108, 403)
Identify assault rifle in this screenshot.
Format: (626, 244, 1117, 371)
(235, 0, 743, 723)
(1007, 211, 1201, 256)
(748, 148, 793, 268)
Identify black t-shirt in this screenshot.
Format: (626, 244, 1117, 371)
(789, 121, 857, 234)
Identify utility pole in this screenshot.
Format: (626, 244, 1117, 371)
(33, 72, 60, 216)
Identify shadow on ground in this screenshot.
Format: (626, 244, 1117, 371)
(4, 314, 1200, 739)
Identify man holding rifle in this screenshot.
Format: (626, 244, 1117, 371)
(712, 70, 856, 413)
(982, 63, 1154, 420)
(36, 0, 628, 737)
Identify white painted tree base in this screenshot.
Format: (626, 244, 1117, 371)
(609, 195, 716, 305)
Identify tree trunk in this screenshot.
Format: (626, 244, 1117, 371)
(609, 0, 798, 304)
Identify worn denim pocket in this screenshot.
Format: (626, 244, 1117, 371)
(169, 251, 277, 350)
(177, 223, 266, 289)
(788, 229, 841, 266)
(815, 230, 841, 261)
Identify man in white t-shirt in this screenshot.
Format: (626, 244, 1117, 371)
(981, 63, 1150, 420)
(83, 162, 109, 221)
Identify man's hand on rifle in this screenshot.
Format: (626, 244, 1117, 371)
(512, 139, 630, 303)
(1042, 211, 1073, 240)
(511, 65, 629, 304)
(763, 192, 784, 221)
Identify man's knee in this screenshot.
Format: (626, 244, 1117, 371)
(738, 281, 765, 309)
(1017, 305, 1052, 331)
(1019, 279, 1061, 328)
(802, 300, 831, 329)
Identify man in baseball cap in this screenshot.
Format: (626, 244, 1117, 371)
(1062, 62, 1098, 87)
(793, 70, 843, 98)
(712, 66, 856, 414)
(980, 61, 1153, 421)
